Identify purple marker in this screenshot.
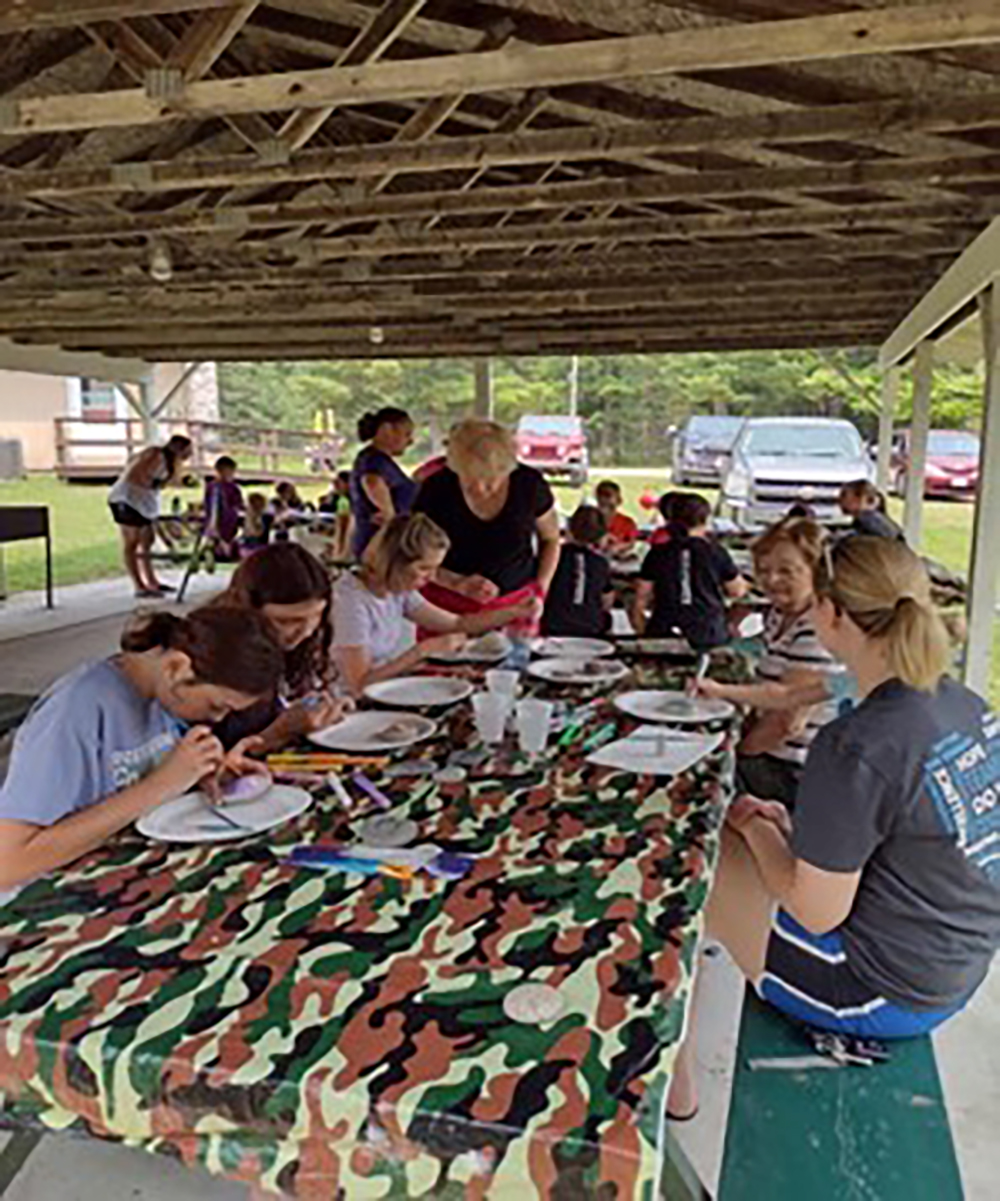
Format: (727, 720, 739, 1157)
(352, 771, 392, 811)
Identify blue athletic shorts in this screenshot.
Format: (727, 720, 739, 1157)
(758, 911, 967, 1039)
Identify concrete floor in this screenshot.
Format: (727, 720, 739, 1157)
(0, 588, 996, 1199)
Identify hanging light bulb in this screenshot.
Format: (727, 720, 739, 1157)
(369, 325, 384, 345)
(149, 240, 173, 283)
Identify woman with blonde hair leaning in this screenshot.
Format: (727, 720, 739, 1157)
(412, 419, 560, 620)
(668, 536, 1000, 1119)
(333, 513, 539, 697)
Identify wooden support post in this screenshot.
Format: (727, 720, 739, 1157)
(876, 368, 899, 493)
(474, 359, 494, 419)
(903, 340, 934, 549)
(964, 285, 1000, 698)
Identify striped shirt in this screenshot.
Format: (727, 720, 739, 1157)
(755, 606, 846, 765)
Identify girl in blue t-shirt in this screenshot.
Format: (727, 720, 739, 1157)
(0, 608, 284, 892)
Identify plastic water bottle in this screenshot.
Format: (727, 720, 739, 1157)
(506, 634, 532, 673)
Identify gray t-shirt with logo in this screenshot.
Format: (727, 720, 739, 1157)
(0, 660, 177, 827)
(793, 677, 1000, 1010)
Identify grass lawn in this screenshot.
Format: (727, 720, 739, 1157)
(2, 470, 997, 703)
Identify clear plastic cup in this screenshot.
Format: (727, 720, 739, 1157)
(486, 669, 519, 699)
(472, 691, 510, 745)
(516, 698, 553, 755)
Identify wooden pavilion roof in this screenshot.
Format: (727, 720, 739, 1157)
(1, 1, 1000, 362)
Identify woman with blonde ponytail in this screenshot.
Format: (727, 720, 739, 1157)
(665, 535, 1000, 1122)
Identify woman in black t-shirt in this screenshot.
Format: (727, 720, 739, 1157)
(412, 419, 560, 619)
(667, 536, 1000, 1122)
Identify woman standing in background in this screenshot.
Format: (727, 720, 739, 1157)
(108, 433, 193, 598)
(349, 407, 417, 557)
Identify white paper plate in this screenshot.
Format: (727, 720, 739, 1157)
(310, 710, 438, 752)
(137, 784, 312, 843)
(588, 727, 724, 776)
(624, 637, 694, 657)
(531, 636, 614, 658)
(527, 657, 630, 685)
(430, 633, 511, 663)
(364, 676, 474, 708)
(615, 690, 735, 724)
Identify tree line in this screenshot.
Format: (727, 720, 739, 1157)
(218, 350, 983, 467)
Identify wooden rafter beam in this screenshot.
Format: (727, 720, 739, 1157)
(165, 2, 259, 81)
(6, 151, 1000, 244)
(278, 0, 428, 152)
(0, 273, 930, 327)
(3, 90, 999, 203)
(3, 3, 999, 135)
(0, 1, 240, 34)
(0, 226, 974, 281)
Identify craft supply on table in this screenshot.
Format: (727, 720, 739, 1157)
(384, 759, 437, 778)
(351, 771, 392, 811)
(267, 752, 389, 769)
(200, 796, 253, 832)
(327, 772, 355, 810)
(219, 772, 273, 803)
(364, 676, 474, 708)
(527, 657, 630, 686)
(503, 983, 565, 1025)
(287, 843, 474, 881)
(355, 815, 419, 847)
(747, 1056, 842, 1073)
(581, 721, 618, 753)
(587, 727, 725, 776)
(435, 765, 467, 785)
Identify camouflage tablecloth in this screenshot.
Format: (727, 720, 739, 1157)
(0, 681, 734, 1200)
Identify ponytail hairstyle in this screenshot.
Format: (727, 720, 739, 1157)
(841, 478, 886, 513)
(357, 406, 410, 443)
(121, 607, 283, 697)
(816, 536, 950, 692)
(666, 492, 712, 540)
(162, 433, 193, 477)
(213, 543, 333, 694)
(364, 512, 450, 592)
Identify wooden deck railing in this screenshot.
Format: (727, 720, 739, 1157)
(54, 417, 344, 481)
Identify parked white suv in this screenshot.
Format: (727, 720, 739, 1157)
(720, 417, 873, 528)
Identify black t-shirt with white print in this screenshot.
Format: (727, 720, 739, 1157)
(639, 535, 738, 650)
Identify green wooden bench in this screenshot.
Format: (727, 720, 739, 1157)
(719, 991, 962, 1201)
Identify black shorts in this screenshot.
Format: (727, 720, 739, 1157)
(109, 501, 152, 529)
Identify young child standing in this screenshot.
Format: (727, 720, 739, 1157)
(839, 479, 904, 541)
(541, 505, 614, 637)
(203, 455, 244, 560)
(241, 492, 270, 552)
(595, 480, 639, 551)
(0, 608, 284, 892)
(631, 493, 746, 649)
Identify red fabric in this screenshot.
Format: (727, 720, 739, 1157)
(649, 527, 671, 546)
(418, 581, 543, 639)
(607, 512, 639, 543)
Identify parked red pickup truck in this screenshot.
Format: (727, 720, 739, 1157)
(515, 415, 589, 487)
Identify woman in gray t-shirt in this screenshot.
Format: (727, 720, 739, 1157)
(332, 514, 538, 698)
(666, 536, 1000, 1121)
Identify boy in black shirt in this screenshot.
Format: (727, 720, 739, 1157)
(631, 493, 746, 649)
(541, 506, 614, 637)
(839, 480, 905, 542)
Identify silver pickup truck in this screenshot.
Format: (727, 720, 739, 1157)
(719, 416, 874, 528)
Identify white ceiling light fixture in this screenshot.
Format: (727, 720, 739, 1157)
(149, 239, 173, 283)
(369, 326, 385, 345)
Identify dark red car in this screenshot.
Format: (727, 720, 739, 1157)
(891, 429, 980, 500)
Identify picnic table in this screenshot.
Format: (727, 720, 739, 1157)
(0, 654, 737, 1199)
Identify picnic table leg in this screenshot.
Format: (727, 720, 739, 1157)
(44, 524, 53, 609)
(0, 1129, 42, 1192)
(176, 529, 205, 604)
